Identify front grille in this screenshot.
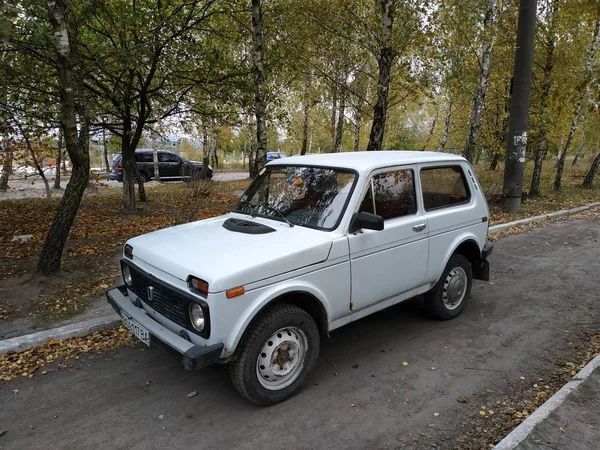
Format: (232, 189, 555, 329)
(128, 265, 189, 329)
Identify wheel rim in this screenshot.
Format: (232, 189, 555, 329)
(256, 326, 308, 391)
(443, 267, 468, 310)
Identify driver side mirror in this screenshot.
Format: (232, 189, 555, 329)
(350, 211, 384, 233)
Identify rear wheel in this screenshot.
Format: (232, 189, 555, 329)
(134, 171, 150, 183)
(229, 304, 320, 406)
(424, 254, 472, 320)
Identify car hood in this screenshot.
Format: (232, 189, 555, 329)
(127, 213, 334, 292)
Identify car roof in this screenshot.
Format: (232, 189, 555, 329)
(267, 151, 466, 174)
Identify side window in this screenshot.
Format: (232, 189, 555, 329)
(420, 166, 470, 211)
(135, 153, 153, 163)
(158, 152, 180, 163)
(359, 169, 417, 220)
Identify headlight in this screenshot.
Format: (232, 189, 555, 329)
(122, 264, 132, 286)
(189, 303, 205, 332)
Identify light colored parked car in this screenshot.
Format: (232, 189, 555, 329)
(107, 151, 493, 405)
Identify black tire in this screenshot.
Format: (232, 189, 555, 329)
(229, 304, 320, 406)
(134, 172, 150, 183)
(424, 254, 472, 320)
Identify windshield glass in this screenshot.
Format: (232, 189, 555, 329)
(234, 165, 357, 230)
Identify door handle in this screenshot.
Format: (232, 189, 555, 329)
(412, 223, 426, 232)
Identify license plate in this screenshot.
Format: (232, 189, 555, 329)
(122, 316, 151, 347)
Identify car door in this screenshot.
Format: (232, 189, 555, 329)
(158, 152, 182, 179)
(419, 163, 482, 283)
(347, 167, 429, 312)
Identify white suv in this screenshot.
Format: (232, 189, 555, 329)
(108, 151, 493, 405)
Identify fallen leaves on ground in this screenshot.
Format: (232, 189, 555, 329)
(0, 179, 249, 322)
(0, 327, 137, 384)
(489, 207, 600, 241)
(451, 331, 600, 450)
(457, 396, 469, 404)
(187, 391, 198, 398)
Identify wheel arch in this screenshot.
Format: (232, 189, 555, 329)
(432, 234, 483, 286)
(227, 289, 329, 361)
(453, 239, 481, 267)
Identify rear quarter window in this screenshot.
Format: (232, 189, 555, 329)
(420, 166, 470, 211)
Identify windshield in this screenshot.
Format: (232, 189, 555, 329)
(234, 165, 357, 230)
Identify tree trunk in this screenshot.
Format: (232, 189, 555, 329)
(572, 140, 584, 166)
(54, 127, 63, 189)
(200, 123, 210, 179)
(529, 0, 560, 196)
(463, 0, 496, 163)
(530, 0, 557, 195)
(301, 89, 310, 156)
(329, 78, 338, 153)
(18, 124, 51, 204)
(250, 0, 267, 178)
(554, 99, 586, 191)
(134, 165, 146, 202)
(122, 134, 136, 210)
(439, 102, 452, 150)
(489, 153, 500, 171)
(333, 80, 346, 153)
(554, 11, 600, 191)
(367, 0, 396, 151)
(210, 127, 218, 170)
(38, 0, 90, 275)
(421, 102, 439, 151)
(247, 118, 254, 177)
(103, 126, 110, 174)
(353, 105, 362, 151)
(0, 136, 11, 192)
(583, 151, 600, 186)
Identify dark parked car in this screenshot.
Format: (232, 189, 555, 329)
(110, 150, 213, 182)
(266, 151, 288, 162)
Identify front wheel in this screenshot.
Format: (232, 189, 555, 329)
(424, 254, 473, 320)
(229, 304, 320, 406)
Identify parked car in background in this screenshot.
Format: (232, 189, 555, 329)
(107, 151, 493, 405)
(110, 150, 213, 182)
(266, 151, 288, 162)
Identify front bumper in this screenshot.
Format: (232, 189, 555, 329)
(106, 286, 223, 370)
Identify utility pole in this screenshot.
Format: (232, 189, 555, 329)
(502, 0, 537, 212)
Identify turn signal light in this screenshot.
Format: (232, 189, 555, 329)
(124, 244, 133, 259)
(188, 276, 209, 295)
(226, 286, 245, 299)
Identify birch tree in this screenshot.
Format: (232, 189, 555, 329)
(250, 0, 267, 177)
(463, 0, 497, 162)
(367, 0, 396, 151)
(38, 0, 91, 274)
(553, 5, 600, 190)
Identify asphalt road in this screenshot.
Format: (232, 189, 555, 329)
(1, 216, 599, 450)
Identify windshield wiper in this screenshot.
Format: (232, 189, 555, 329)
(250, 204, 294, 228)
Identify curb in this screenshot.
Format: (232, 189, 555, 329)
(488, 201, 600, 233)
(494, 351, 600, 449)
(1, 201, 599, 357)
(0, 315, 120, 356)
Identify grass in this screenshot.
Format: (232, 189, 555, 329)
(473, 158, 599, 224)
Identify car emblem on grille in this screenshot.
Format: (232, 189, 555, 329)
(147, 286, 154, 301)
